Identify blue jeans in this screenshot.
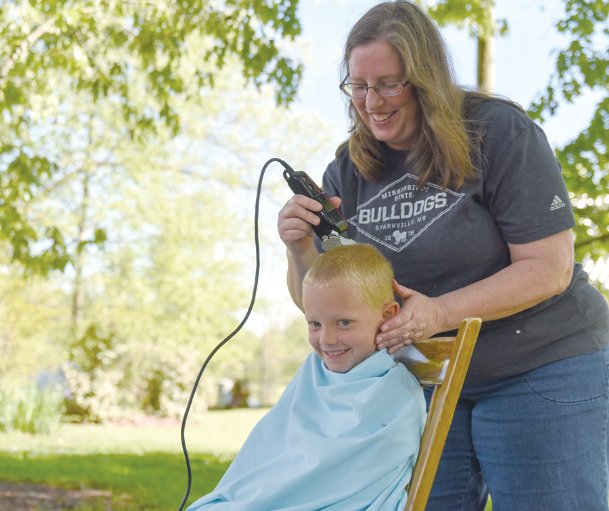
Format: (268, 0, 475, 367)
(425, 348, 609, 511)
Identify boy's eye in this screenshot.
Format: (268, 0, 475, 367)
(308, 321, 321, 329)
(338, 319, 352, 327)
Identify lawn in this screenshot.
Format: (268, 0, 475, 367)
(0, 408, 493, 510)
(0, 409, 268, 511)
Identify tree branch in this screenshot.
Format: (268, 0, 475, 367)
(0, 18, 57, 82)
(575, 232, 609, 250)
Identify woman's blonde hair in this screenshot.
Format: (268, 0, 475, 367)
(339, 0, 476, 188)
(303, 244, 394, 310)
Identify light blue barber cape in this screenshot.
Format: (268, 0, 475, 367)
(188, 350, 426, 511)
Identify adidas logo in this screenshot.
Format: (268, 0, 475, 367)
(550, 195, 565, 211)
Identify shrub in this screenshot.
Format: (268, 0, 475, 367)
(63, 323, 126, 422)
(0, 384, 64, 434)
(62, 363, 124, 423)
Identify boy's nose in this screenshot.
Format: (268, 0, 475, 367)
(320, 327, 337, 345)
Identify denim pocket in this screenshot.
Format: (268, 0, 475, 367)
(523, 348, 609, 404)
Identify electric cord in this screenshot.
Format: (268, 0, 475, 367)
(177, 157, 289, 511)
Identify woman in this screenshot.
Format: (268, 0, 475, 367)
(277, 1, 609, 510)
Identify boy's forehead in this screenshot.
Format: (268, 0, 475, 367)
(303, 280, 344, 296)
(303, 282, 373, 311)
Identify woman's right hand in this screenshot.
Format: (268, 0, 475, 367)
(277, 194, 341, 255)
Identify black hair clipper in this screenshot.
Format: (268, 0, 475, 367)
(281, 160, 355, 251)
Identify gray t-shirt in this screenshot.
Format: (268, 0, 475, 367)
(321, 98, 609, 383)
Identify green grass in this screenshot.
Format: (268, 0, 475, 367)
(0, 451, 230, 510)
(0, 408, 269, 510)
(0, 408, 492, 510)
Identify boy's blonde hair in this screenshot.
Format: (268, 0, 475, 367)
(303, 244, 394, 310)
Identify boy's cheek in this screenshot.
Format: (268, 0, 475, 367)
(308, 336, 320, 351)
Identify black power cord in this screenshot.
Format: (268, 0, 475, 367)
(177, 157, 290, 511)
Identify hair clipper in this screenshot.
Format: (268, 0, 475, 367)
(281, 161, 354, 251)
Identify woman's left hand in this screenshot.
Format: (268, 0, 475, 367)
(376, 281, 447, 354)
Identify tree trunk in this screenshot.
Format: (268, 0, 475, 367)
(71, 169, 90, 338)
(477, 31, 495, 92)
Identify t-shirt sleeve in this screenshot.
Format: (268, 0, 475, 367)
(321, 160, 341, 199)
(482, 112, 575, 244)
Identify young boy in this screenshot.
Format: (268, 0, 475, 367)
(187, 244, 426, 510)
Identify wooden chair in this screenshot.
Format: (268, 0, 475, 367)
(397, 317, 482, 511)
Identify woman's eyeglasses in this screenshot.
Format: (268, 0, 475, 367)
(339, 79, 410, 99)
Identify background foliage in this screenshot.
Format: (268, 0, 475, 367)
(0, 0, 607, 426)
(0, 0, 302, 272)
(0, 0, 316, 424)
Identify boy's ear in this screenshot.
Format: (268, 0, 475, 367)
(382, 301, 400, 320)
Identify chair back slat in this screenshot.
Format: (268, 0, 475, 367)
(396, 337, 455, 384)
(403, 318, 482, 511)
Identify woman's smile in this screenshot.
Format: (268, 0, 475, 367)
(369, 110, 397, 122)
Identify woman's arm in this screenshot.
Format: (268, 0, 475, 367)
(376, 229, 575, 352)
(286, 244, 319, 310)
(277, 194, 326, 310)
